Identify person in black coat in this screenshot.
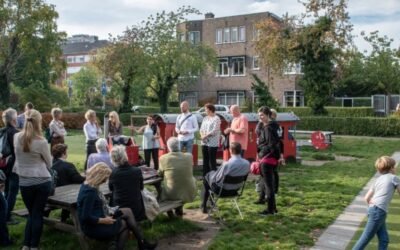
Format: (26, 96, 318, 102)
(51, 144, 85, 187)
(1, 108, 19, 223)
(77, 163, 156, 250)
(50, 144, 85, 222)
(256, 106, 284, 216)
(108, 146, 146, 222)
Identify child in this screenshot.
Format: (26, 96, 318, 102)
(353, 156, 400, 250)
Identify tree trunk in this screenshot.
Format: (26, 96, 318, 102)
(158, 87, 169, 113)
(119, 81, 131, 112)
(0, 73, 10, 107)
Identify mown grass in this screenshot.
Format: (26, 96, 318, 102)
(198, 137, 400, 249)
(5, 132, 400, 249)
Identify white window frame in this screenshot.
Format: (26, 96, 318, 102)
(188, 31, 200, 45)
(252, 25, 261, 41)
(231, 27, 238, 43)
(252, 56, 260, 70)
(218, 91, 246, 106)
(231, 57, 246, 76)
(216, 28, 223, 44)
(223, 28, 230, 43)
(179, 33, 186, 42)
(283, 91, 304, 107)
(216, 58, 229, 77)
(239, 26, 246, 42)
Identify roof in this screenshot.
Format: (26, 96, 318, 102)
(62, 40, 108, 55)
(184, 11, 282, 23)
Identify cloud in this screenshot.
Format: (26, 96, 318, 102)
(46, 0, 400, 50)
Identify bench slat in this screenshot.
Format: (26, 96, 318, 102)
(159, 200, 183, 213)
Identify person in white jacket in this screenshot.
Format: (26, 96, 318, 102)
(175, 101, 198, 154)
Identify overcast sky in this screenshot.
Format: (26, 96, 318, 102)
(46, 0, 400, 52)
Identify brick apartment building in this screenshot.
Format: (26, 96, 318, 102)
(60, 34, 108, 83)
(177, 12, 303, 108)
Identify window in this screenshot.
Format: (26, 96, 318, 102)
(253, 26, 261, 41)
(179, 92, 198, 108)
(223, 28, 230, 43)
(284, 63, 302, 75)
(179, 33, 186, 42)
(217, 58, 229, 76)
(239, 26, 246, 42)
(252, 56, 260, 70)
(79, 57, 85, 63)
(231, 27, 238, 42)
(216, 29, 222, 44)
(189, 31, 200, 44)
(284, 91, 304, 107)
(218, 91, 245, 106)
(231, 57, 245, 76)
(67, 57, 73, 63)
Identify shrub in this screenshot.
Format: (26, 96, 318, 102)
(297, 116, 400, 136)
(41, 113, 87, 129)
(278, 107, 375, 117)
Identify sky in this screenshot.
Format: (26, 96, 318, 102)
(46, 0, 400, 52)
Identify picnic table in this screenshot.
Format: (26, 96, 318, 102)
(15, 170, 162, 249)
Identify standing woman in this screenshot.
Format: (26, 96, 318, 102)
(83, 110, 102, 171)
(107, 111, 122, 137)
(134, 115, 160, 170)
(49, 108, 67, 151)
(1, 108, 19, 224)
(200, 104, 221, 212)
(256, 106, 283, 216)
(13, 109, 52, 249)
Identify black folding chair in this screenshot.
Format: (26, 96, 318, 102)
(208, 174, 248, 220)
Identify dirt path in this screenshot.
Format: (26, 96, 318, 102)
(156, 209, 220, 250)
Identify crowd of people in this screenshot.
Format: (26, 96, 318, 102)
(1, 101, 397, 249)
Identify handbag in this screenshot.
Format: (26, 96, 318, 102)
(141, 188, 159, 221)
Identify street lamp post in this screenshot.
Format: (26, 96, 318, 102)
(68, 79, 73, 108)
(101, 78, 107, 111)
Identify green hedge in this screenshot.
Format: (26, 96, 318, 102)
(298, 117, 400, 136)
(278, 107, 375, 117)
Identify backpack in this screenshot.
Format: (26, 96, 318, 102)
(44, 128, 53, 144)
(0, 128, 11, 169)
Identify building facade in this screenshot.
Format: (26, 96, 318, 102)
(60, 34, 108, 83)
(177, 12, 303, 108)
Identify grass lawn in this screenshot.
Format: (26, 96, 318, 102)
(5, 131, 400, 249)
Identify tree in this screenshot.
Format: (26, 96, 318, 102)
(256, 0, 353, 114)
(94, 28, 145, 112)
(138, 6, 216, 112)
(70, 66, 101, 106)
(251, 74, 279, 109)
(0, 0, 66, 106)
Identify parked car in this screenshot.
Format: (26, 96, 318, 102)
(194, 104, 230, 114)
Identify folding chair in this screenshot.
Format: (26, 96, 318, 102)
(207, 174, 248, 220)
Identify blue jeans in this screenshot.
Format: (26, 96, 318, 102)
(5, 173, 19, 221)
(20, 181, 52, 248)
(353, 206, 389, 250)
(0, 192, 11, 245)
(179, 139, 194, 154)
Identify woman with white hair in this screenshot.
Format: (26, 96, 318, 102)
(49, 107, 67, 151)
(13, 109, 52, 249)
(108, 146, 146, 222)
(83, 110, 102, 171)
(158, 137, 196, 217)
(77, 163, 156, 250)
(86, 138, 114, 170)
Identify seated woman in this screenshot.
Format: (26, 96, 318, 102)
(77, 163, 156, 250)
(108, 111, 129, 145)
(108, 146, 146, 222)
(52, 144, 85, 187)
(51, 144, 85, 222)
(159, 137, 197, 217)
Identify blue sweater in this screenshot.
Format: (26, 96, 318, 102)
(77, 184, 105, 232)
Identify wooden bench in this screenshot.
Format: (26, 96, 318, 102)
(159, 200, 183, 213)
